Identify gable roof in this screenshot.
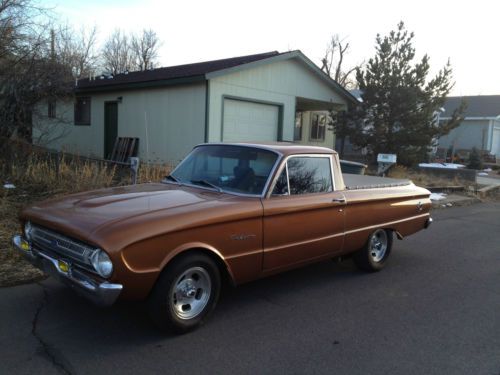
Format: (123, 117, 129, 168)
(76, 51, 282, 91)
(75, 50, 358, 104)
(443, 95, 500, 118)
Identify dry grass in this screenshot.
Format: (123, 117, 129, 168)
(137, 162, 174, 184)
(7, 154, 118, 194)
(387, 165, 470, 188)
(0, 190, 45, 286)
(0, 142, 174, 287)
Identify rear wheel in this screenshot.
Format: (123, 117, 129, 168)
(353, 229, 393, 272)
(147, 253, 221, 333)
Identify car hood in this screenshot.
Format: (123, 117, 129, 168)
(21, 183, 231, 244)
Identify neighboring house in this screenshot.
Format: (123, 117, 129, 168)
(34, 50, 357, 164)
(438, 95, 500, 158)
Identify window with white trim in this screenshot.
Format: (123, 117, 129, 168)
(310, 113, 326, 141)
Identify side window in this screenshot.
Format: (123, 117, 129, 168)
(271, 167, 289, 195)
(310, 113, 326, 141)
(74, 97, 91, 125)
(287, 157, 332, 195)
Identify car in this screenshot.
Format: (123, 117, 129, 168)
(12, 143, 432, 333)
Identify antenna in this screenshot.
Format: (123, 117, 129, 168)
(144, 111, 150, 172)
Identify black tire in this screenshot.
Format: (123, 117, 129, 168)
(353, 229, 393, 272)
(147, 253, 221, 333)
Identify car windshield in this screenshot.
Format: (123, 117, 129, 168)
(169, 145, 279, 195)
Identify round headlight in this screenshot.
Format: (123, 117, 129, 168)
(91, 249, 113, 278)
(24, 221, 33, 241)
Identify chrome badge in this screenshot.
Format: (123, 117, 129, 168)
(230, 234, 256, 241)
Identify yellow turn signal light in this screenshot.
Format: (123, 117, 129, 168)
(58, 260, 70, 273)
(20, 240, 31, 252)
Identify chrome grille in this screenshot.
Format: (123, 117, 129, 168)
(31, 225, 95, 271)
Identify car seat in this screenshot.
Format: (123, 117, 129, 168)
(232, 159, 255, 192)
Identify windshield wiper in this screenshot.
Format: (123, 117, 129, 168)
(164, 174, 180, 183)
(190, 179, 222, 192)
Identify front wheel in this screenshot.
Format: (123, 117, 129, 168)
(147, 253, 221, 333)
(353, 229, 393, 272)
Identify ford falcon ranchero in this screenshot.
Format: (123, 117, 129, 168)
(13, 143, 432, 332)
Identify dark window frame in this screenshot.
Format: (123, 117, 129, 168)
(48, 99, 56, 119)
(309, 113, 326, 141)
(74, 96, 91, 125)
(294, 112, 303, 141)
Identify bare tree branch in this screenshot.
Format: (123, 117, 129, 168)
(320, 34, 360, 89)
(130, 28, 161, 70)
(101, 28, 133, 74)
(54, 24, 98, 78)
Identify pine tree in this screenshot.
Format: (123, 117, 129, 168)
(467, 147, 483, 170)
(353, 22, 466, 166)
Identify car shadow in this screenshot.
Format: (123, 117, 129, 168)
(36, 257, 374, 355)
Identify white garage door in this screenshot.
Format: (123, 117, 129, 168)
(222, 99, 279, 142)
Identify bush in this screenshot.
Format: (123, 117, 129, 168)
(467, 148, 483, 170)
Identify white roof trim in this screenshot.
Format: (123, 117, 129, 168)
(205, 50, 358, 105)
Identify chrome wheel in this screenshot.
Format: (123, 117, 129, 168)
(369, 229, 388, 262)
(171, 266, 212, 320)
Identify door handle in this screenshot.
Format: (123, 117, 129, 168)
(332, 197, 346, 204)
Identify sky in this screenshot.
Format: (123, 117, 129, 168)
(45, 0, 499, 96)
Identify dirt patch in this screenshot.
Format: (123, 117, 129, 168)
(0, 188, 46, 287)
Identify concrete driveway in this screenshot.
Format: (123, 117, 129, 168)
(477, 175, 500, 186)
(1, 203, 499, 375)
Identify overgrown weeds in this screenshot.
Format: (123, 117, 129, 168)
(387, 164, 470, 188)
(0, 140, 173, 286)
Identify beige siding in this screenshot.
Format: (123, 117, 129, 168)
(293, 111, 336, 149)
(438, 119, 492, 151)
(207, 59, 347, 143)
(33, 99, 103, 157)
(33, 83, 206, 163)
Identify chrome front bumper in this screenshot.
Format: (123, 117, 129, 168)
(425, 217, 433, 229)
(12, 235, 122, 306)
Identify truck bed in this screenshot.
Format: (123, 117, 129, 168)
(343, 173, 411, 190)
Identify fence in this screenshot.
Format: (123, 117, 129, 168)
(0, 138, 173, 186)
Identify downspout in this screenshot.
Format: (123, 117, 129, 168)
(488, 119, 494, 151)
(204, 79, 210, 143)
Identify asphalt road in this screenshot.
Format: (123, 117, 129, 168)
(1, 203, 499, 375)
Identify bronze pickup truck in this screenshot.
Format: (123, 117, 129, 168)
(12, 143, 432, 332)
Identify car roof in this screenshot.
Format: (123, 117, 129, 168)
(195, 142, 337, 157)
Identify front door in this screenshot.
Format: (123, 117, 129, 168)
(262, 155, 346, 271)
(104, 102, 118, 159)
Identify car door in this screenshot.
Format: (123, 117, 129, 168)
(261, 154, 346, 271)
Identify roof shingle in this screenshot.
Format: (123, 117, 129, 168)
(443, 95, 500, 118)
(77, 51, 281, 91)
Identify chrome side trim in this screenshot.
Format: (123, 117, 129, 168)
(263, 213, 430, 254)
(225, 248, 263, 260)
(12, 235, 122, 307)
(343, 213, 430, 236)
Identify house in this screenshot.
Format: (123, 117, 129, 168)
(438, 95, 500, 158)
(34, 50, 357, 164)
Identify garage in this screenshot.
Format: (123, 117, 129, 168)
(222, 98, 280, 142)
(492, 125, 500, 157)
